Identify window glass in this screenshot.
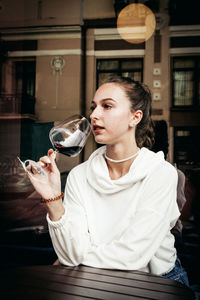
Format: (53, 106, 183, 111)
(97, 60, 119, 71)
(174, 127, 200, 167)
(98, 73, 116, 86)
(175, 130, 190, 137)
(173, 59, 194, 68)
(173, 71, 194, 105)
(15, 61, 36, 97)
(121, 60, 142, 70)
(198, 75, 200, 105)
(172, 57, 200, 106)
(97, 59, 143, 88)
(122, 71, 142, 82)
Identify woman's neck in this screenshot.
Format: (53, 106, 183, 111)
(105, 143, 139, 180)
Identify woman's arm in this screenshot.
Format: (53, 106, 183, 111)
(47, 169, 91, 266)
(47, 163, 179, 269)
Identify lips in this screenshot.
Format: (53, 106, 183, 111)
(93, 124, 104, 133)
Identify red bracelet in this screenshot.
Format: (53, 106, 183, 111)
(40, 192, 64, 204)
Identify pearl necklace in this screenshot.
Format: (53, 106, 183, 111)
(104, 149, 140, 163)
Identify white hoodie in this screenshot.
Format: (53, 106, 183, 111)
(47, 146, 179, 275)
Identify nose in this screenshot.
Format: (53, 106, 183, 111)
(90, 106, 100, 121)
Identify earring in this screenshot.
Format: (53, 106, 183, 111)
(129, 123, 134, 127)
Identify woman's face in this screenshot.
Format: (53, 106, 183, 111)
(90, 83, 135, 145)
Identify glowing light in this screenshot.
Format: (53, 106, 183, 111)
(117, 3, 156, 44)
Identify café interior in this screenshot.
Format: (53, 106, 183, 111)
(0, 0, 200, 291)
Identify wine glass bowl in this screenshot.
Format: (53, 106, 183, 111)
(17, 115, 91, 178)
(49, 115, 91, 157)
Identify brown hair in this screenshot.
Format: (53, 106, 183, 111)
(102, 76, 155, 149)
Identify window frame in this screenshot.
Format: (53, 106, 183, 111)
(171, 56, 200, 109)
(96, 58, 143, 88)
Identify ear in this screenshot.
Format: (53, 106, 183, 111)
(129, 110, 143, 127)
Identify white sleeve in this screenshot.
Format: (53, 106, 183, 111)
(47, 170, 91, 266)
(47, 163, 179, 270)
(82, 164, 180, 270)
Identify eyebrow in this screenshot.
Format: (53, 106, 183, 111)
(91, 98, 117, 104)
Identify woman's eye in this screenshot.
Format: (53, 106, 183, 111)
(90, 106, 95, 111)
(104, 104, 112, 109)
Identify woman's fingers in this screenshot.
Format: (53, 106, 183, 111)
(39, 155, 51, 165)
(26, 161, 44, 174)
(25, 149, 58, 177)
(48, 149, 59, 173)
(48, 148, 55, 157)
(36, 149, 58, 174)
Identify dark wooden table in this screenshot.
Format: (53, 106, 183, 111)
(0, 265, 195, 299)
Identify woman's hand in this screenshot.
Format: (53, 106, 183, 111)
(27, 149, 61, 201)
(27, 149, 65, 221)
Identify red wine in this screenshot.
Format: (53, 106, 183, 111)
(54, 144, 83, 157)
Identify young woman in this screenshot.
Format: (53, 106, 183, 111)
(28, 76, 189, 286)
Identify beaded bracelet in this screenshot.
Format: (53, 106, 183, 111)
(40, 192, 64, 204)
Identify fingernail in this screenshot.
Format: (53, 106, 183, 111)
(47, 158, 51, 163)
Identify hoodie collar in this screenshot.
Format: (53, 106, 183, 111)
(86, 146, 165, 194)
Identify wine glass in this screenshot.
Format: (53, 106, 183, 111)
(18, 114, 91, 178)
(49, 114, 91, 157)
